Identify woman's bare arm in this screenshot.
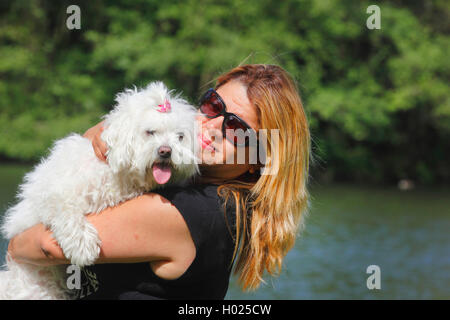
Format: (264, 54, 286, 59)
(7, 193, 196, 267)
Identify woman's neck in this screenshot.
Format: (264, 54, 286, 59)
(192, 166, 258, 186)
(193, 174, 225, 185)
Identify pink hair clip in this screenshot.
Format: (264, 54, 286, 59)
(157, 99, 171, 113)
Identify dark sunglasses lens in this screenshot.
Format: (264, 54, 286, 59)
(200, 92, 224, 117)
(224, 116, 250, 145)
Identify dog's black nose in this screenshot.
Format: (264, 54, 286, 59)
(158, 146, 172, 158)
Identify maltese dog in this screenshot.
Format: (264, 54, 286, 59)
(0, 81, 199, 299)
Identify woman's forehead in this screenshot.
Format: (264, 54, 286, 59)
(216, 81, 259, 130)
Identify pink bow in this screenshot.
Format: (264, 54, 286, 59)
(157, 99, 171, 113)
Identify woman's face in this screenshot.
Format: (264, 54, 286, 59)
(196, 80, 260, 181)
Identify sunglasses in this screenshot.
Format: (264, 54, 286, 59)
(199, 88, 257, 147)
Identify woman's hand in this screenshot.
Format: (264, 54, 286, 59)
(83, 121, 108, 162)
(7, 224, 69, 266)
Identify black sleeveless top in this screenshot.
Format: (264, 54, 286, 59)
(77, 183, 236, 300)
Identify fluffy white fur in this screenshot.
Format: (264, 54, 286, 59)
(0, 82, 199, 299)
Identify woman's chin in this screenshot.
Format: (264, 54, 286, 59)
(199, 153, 224, 166)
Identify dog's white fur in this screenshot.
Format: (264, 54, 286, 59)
(0, 82, 199, 299)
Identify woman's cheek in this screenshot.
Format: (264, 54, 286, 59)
(222, 142, 240, 165)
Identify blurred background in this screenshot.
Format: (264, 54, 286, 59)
(0, 0, 449, 299)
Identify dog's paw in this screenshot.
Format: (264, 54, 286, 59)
(60, 222, 101, 267)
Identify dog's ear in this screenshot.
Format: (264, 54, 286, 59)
(101, 91, 138, 174)
(102, 116, 136, 174)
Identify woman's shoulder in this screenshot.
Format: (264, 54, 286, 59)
(151, 183, 235, 249)
(152, 183, 223, 212)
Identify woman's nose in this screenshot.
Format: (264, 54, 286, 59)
(198, 114, 223, 131)
(198, 115, 223, 141)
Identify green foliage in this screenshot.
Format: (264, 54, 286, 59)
(0, 0, 448, 183)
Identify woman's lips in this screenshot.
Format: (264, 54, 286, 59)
(199, 134, 215, 151)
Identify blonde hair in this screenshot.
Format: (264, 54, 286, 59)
(216, 64, 310, 291)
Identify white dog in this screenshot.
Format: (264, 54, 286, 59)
(0, 82, 199, 299)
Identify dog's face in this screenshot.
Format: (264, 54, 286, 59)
(101, 82, 199, 188)
(137, 106, 198, 186)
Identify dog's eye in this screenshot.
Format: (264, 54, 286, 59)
(146, 130, 156, 136)
(178, 133, 184, 142)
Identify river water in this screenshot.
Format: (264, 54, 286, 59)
(1, 164, 449, 299)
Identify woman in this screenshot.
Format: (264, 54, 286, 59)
(7, 64, 310, 299)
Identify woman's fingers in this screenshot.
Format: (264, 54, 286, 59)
(83, 121, 103, 141)
(94, 143, 107, 162)
(83, 121, 108, 163)
(93, 127, 108, 162)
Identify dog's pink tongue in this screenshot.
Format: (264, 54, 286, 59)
(152, 164, 172, 184)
